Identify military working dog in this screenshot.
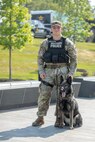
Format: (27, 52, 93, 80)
(55, 76, 83, 129)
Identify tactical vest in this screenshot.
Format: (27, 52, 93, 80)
(43, 37, 70, 64)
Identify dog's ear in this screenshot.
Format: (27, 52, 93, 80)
(66, 76, 73, 85)
(60, 75, 64, 84)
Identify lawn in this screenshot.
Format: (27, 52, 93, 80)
(76, 42, 95, 76)
(0, 38, 95, 81)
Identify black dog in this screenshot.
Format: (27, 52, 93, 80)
(55, 76, 83, 129)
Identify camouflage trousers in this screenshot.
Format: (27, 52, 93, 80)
(37, 66, 69, 117)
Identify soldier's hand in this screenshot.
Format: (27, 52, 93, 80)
(40, 73, 46, 79)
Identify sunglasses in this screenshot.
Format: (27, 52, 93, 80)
(52, 26, 61, 29)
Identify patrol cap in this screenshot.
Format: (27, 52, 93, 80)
(51, 21, 62, 27)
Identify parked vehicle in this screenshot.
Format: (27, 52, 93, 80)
(30, 20, 51, 38)
(31, 10, 56, 28)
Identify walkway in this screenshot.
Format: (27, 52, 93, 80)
(0, 98, 95, 142)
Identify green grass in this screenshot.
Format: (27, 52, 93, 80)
(0, 39, 95, 81)
(75, 42, 95, 77)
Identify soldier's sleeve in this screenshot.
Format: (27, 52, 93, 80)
(38, 39, 48, 75)
(65, 38, 77, 76)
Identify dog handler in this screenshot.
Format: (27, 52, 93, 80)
(32, 21, 77, 127)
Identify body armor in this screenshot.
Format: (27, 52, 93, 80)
(43, 37, 70, 64)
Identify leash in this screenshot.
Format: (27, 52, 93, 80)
(55, 68, 61, 118)
(40, 78, 54, 88)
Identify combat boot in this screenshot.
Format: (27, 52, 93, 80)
(32, 116, 44, 126)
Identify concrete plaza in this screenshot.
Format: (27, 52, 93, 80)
(0, 98, 95, 142)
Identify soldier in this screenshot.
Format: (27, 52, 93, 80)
(32, 21, 77, 127)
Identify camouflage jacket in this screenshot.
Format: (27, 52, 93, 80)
(38, 37, 77, 76)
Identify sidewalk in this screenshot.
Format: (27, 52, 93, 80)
(0, 98, 95, 142)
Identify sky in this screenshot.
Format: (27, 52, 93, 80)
(89, 0, 95, 6)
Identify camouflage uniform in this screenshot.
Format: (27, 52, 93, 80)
(37, 37, 77, 117)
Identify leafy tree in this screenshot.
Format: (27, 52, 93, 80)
(59, 0, 95, 42)
(0, 0, 32, 81)
(26, 0, 95, 42)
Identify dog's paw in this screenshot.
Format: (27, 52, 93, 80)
(59, 123, 64, 128)
(54, 122, 64, 128)
(70, 126, 74, 130)
(78, 123, 83, 127)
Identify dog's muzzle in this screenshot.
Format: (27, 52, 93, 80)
(60, 87, 66, 97)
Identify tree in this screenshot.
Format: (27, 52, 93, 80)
(59, 0, 95, 42)
(0, 0, 32, 81)
(26, 0, 95, 42)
